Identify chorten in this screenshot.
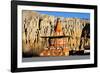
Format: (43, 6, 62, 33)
(40, 18, 69, 56)
(54, 18, 65, 47)
(54, 18, 63, 36)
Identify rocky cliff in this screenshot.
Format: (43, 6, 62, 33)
(22, 10, 90, 56)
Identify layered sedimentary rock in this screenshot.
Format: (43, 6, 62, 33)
(22, 10, 90, 56)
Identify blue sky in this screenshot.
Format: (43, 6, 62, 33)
(34, 11, 90, 20)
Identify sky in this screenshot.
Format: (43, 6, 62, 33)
(34, 10, 90, 20)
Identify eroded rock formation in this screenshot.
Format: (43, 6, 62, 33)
(22, 10, 90, 57)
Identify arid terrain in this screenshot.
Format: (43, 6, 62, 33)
(22, 10, 90, 57)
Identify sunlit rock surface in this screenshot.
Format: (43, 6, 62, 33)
(22, 10, 90, 57)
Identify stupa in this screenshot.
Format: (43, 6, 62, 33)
(40, 18, 69, 56)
